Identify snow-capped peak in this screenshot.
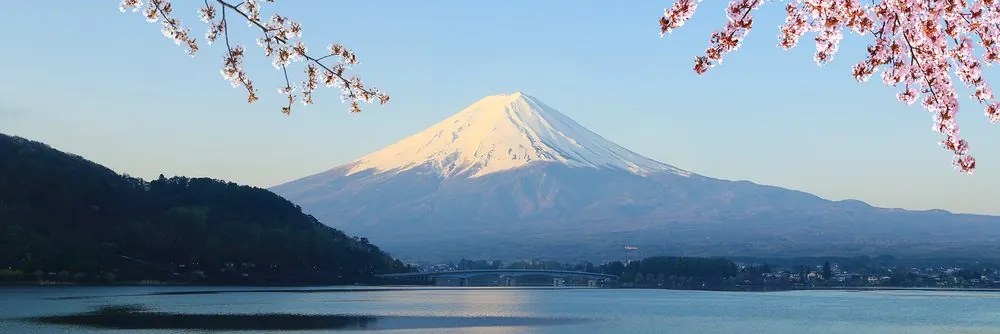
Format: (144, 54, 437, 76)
(346, 92, 690, 178)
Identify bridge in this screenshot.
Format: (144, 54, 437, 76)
(377, 269, 618, 287)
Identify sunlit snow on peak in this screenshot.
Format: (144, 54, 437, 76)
(347, 92, 690, 178)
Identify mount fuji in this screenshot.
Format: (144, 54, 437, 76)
(273, 92, 1000, 262)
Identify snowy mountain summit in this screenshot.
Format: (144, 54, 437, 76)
(347, 92, 689, 178)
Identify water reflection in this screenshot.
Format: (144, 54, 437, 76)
(450, 288, 532, 317)
(44, 287, 418, 300)
(28, 304, 585, 331)
(44, 286, 574, 300)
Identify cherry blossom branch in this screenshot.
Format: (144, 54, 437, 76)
(896, 18, 940, 107)
(217, 4, 257, 103)
(658, 0, 1000, 173)
(120, 0, 388, 115)
(693, 0, 762, 74)
(213, 0, 386, 113)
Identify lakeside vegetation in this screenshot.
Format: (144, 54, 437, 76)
(428, 255, 1000, 290)
(0, 133, 411, 285)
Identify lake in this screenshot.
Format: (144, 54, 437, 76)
(1, 286, 999, 333)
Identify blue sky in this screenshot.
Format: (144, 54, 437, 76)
(1, 1, 998, 215)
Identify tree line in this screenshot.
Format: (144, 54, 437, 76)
(0, 133, 411, 285)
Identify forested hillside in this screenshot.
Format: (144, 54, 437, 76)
(0, 133, 410, 284)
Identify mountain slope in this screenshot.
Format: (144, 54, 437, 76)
(273, 93, 1000, 262)
(0, 133, 409, 284)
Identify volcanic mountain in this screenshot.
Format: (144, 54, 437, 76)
(273, 92, 1000, 262)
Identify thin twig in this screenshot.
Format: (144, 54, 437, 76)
(219, 5, 254, 98)
(214, 0, 375, 98)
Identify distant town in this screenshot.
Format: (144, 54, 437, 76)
(393, 255, 1000, 290)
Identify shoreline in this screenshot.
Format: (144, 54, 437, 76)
(4, 282, 1000, 293)
(803, 286, 1000, 293)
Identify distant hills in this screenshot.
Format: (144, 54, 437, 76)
(0, 133, 409, 284)
(273, 92, 1000, 262)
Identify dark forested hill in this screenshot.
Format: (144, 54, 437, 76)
(0, 133, 410, 285)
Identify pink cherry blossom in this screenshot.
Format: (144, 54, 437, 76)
(660, 0, 701, 36)
(121, 0, 388, 115)
(660, 0, 1000, 173)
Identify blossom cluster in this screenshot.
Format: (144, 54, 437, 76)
(660, 0, 1000, 173)
(121, 0, 198, 55)
(120, 0, 388, 115)
(660, 0, 701, 36)
(697, 1, 767, 74)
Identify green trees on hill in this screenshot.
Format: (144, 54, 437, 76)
(0, 133, 410, 284)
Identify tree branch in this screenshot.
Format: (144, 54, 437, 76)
(219, 5, 255, 100)
(213, 0, 380, 98)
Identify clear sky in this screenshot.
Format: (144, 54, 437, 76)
(1, 1, 998, 215)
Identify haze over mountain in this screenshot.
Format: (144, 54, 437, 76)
(273, 93, 1000, 262)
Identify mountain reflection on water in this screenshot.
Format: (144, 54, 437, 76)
(30, 304, 584, 331)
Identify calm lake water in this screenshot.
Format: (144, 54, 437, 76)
(1, 286, 999, 333)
